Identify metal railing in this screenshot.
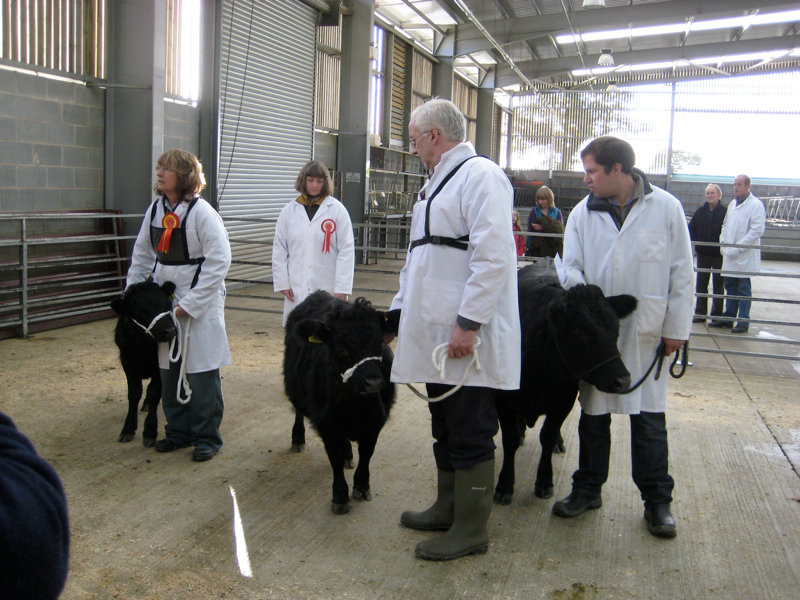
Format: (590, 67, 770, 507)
(0, 212, 135, 338)
(226, 222, 800, 366)
(2, 214, 798, 369)
(764, 197, 800, 227)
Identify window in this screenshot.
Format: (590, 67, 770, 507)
(368, 25, 385, 138)
(0, 0, 106, 78)
(165, 0, 201, 102)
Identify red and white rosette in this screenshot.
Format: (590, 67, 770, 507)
(157, 212, 180, 253)
(321, 219, 336, 253)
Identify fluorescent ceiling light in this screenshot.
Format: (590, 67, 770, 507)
(557, 9, 800, 44)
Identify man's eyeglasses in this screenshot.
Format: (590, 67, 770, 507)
(409, 130, 431, 150)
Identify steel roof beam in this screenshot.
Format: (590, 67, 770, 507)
(495, 34, 799, 86)
(453, 0, 800, 55)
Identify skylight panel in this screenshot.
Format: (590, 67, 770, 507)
(557, 10, 800, 44)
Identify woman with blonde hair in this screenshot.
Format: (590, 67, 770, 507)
(272, 160, 355, 326)
(526, 185, 564, 258)
(126, 149, 232, 462)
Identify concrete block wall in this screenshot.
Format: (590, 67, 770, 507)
(0, 69, 104, 214)
(164, 100, 200, 156)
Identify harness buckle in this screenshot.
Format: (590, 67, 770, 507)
(430, 235, 442, 245)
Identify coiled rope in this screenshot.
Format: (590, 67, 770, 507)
(132, 309, 193, 404)
(406, 337, 482, 402)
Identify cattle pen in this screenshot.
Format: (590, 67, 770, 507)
(1, 262, 799, 600)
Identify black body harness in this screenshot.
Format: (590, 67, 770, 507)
(148, 197, 205, 289)
(408, 155, 479, 252)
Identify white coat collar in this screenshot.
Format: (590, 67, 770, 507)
(421, 142, 476, 198)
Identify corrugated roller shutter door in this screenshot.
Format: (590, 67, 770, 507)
(219, 0, 317, 285)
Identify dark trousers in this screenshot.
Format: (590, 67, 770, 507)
(722, 277, 752, 327)
(695, 254, 724, 317)
(426, 384, 499, 471)
(572, 411, 674, 508)
(161, 362, 225, 451)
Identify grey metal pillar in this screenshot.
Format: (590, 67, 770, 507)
(198, 0, 222, 209)
(475, 69, 495, 157)
(431, 30, 454, 100)
(336, 0, 374, 226)
(105, 0, 167, 241)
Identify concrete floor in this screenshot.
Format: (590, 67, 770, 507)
(1, 261, 798, 600)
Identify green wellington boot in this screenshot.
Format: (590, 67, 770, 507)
(415, 459, 494, 561)
(401, 469, 455, 531)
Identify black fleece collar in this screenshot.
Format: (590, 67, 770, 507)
(586, 168, 652, 229)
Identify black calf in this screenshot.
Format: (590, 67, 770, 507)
(110, 279, 177, 447)
(283, 291, 396, 515)
(494, 262, 637, 505)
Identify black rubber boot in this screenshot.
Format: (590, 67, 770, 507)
(415, 460, 494, 561)
(401, 469, 454, 531)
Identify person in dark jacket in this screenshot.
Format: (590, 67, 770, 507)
(688, 184, 727, 322)
(0, 412, 70, 600)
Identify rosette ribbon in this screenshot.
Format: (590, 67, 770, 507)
(321, 219, 336, 253)
(157, 212, 180, 253)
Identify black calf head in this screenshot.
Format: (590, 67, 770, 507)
(295, 297, 388, 395)
(111, 280, 178, 343)
(548, 284, 637, 393)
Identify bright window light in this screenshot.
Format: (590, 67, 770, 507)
(572, 51, 793, 76)
(181, 0, 202, 103)
(557, 9, 800, 44)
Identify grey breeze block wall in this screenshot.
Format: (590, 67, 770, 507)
(0, 69, 104, 214)
(164, 100, 200, 157)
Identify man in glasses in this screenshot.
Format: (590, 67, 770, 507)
(383, 98, 520, 561)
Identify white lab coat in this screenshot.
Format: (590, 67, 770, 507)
(562, 181, 694, 414)
(390, 142, 521, 392)
(127, 196, 232, 373)
(719, 193, 766, 278)
(272, 196, 355, 326)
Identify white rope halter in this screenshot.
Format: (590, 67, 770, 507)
(133, 309, 192, 404)
(406, 336, 482, 402)
(341, 356, 382, 383)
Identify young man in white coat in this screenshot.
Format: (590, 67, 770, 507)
(709, 174, 765, 334)
(384, 98, 521, 561)
(556, 136, 693, 538)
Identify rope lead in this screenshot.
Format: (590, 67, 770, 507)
(406, 337, 482, 402)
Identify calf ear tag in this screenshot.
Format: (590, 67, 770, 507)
(308, 334, 324, 343)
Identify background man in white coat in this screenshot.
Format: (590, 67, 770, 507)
(556, 136, 693, 538)
(384, 98, 520, 561)
(709, 174, 765, 334)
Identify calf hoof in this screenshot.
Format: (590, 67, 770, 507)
(493, 490, 513, 505)
(331, 501, 351, 515)
(534, 484, 554, 499)
(352, 487, 372, 502)
(554, 442, 566, 454)
(290, 443, 305, 453)
(118, 432, 135, 443)
(142, 435, 156, 448)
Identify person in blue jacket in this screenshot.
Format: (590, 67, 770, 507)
(0, 411, 69, 600)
